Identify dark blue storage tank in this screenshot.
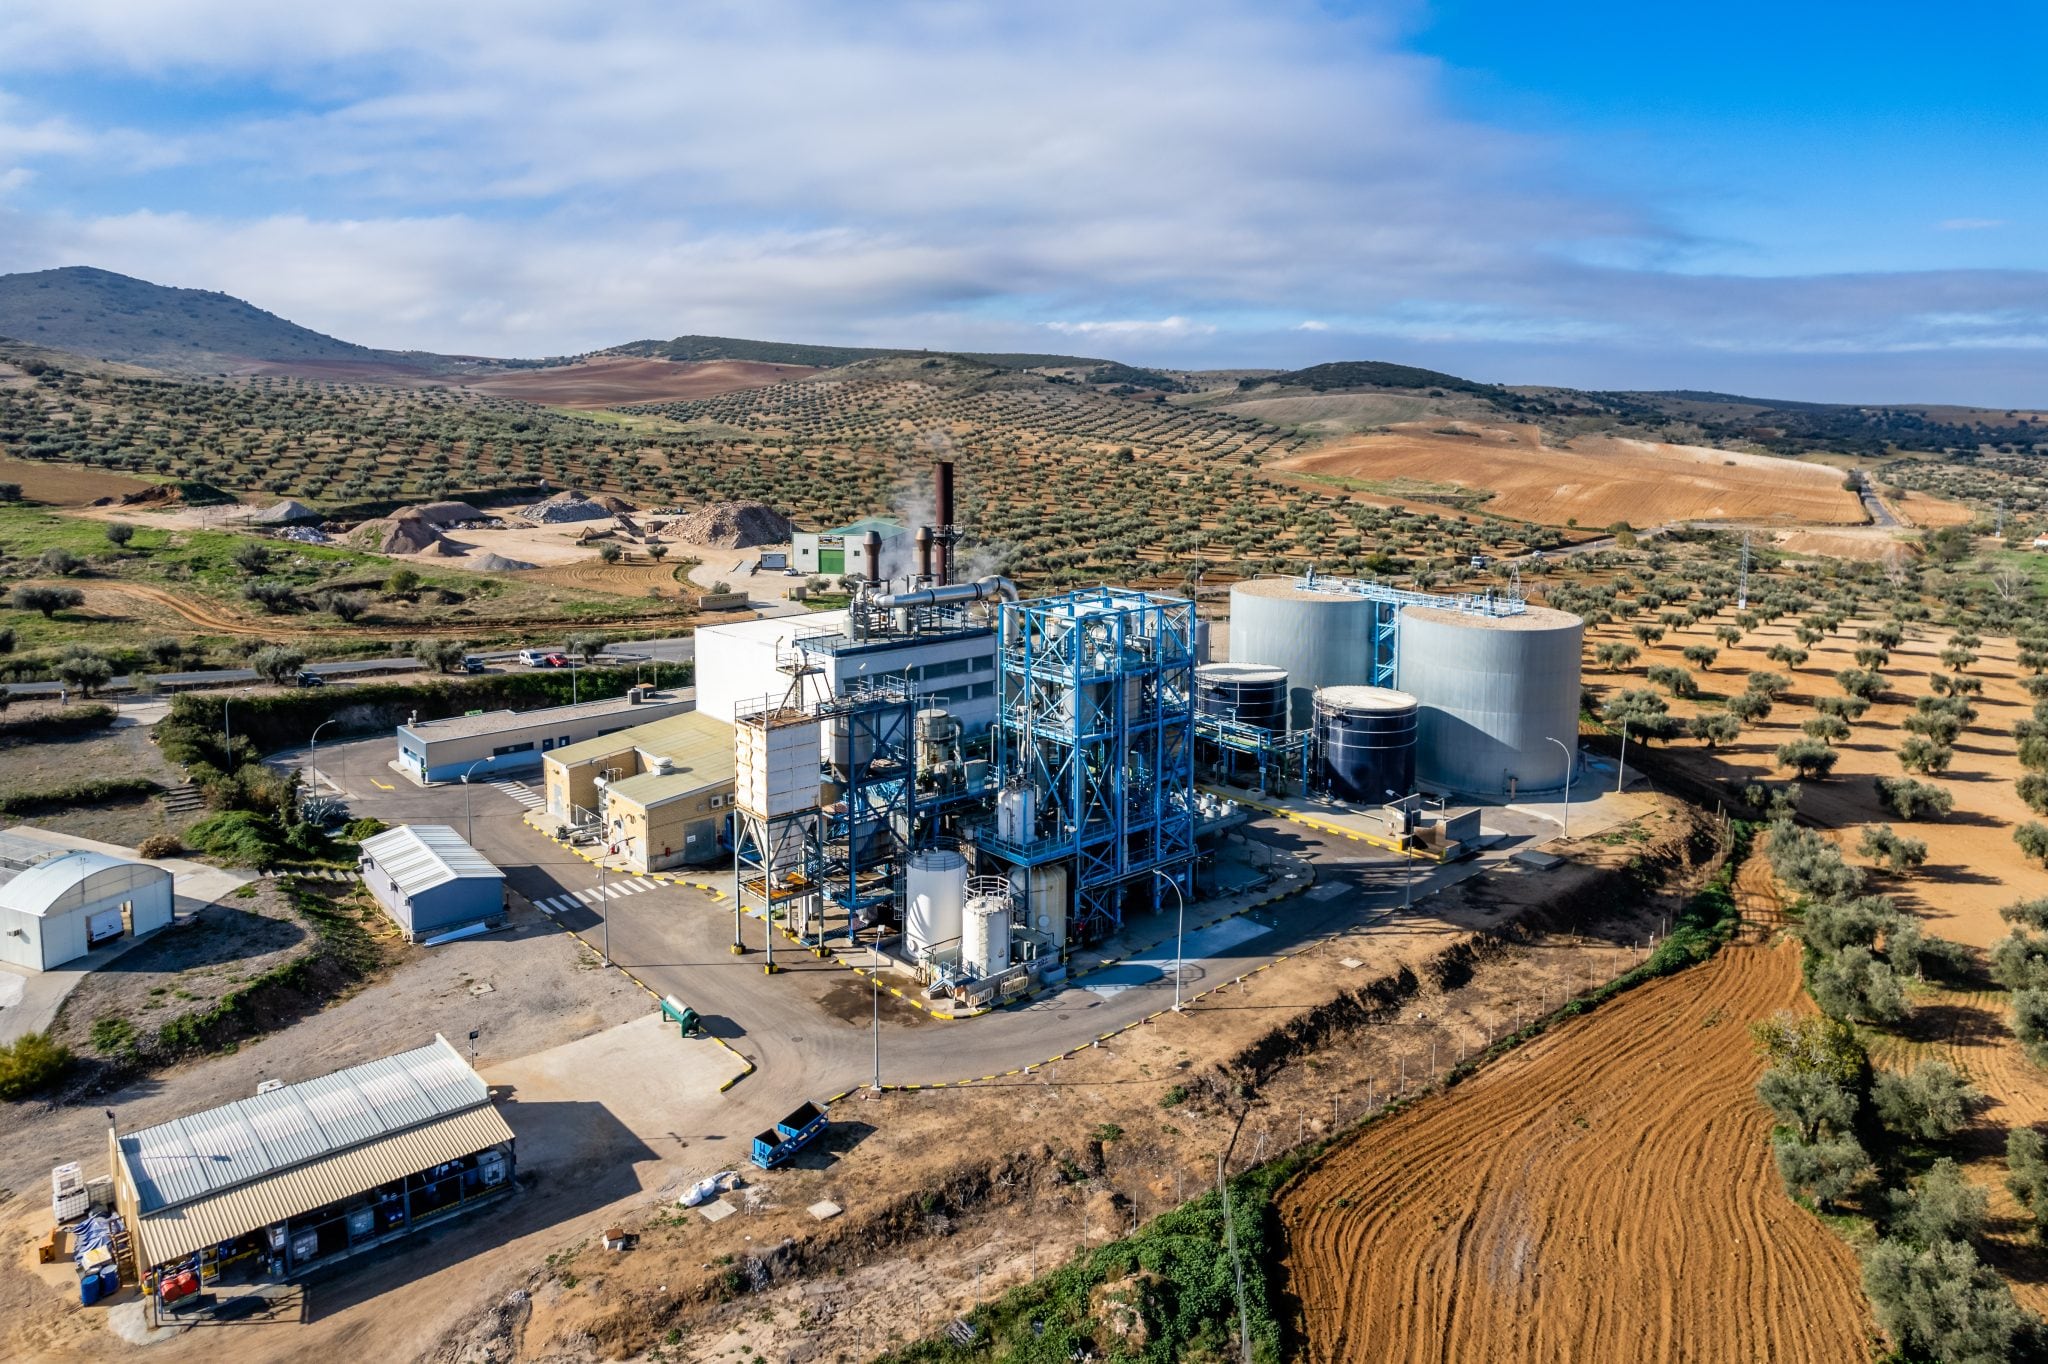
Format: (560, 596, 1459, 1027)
(1194, 663, 1288, 731)
(1315, 686, 1419, 804)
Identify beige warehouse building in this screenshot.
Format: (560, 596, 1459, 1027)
(540, 711, 737, 872)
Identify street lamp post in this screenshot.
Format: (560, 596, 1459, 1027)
(1545, 736, 1575, 839)
(461, 759, 488, 845)
(222, 696, 236, 769)
(871, 936, 882, 1092)
(308, 719, 337, 800)
(1615, 717, 1631, 794)
(1151, 868, 1187, 1011)
(600, 853, 610, 967)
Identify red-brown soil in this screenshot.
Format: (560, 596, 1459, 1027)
(1278, 932, 1870, 1364)
(457, 358, 816, 408)
(0, 456, 153, 506)
(1278, 424, 1869, 527)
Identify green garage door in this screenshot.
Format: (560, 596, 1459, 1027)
(819, 547, 844, 574)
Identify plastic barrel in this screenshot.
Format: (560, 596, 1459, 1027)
(1315, 686, 1419, 804)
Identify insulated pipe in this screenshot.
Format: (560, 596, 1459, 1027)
(863, 530, 882, 585)
(872, 575, 1018, 610)
(914, 525, 933, 580)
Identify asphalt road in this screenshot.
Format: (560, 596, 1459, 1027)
(294, 733, 1447, 1105)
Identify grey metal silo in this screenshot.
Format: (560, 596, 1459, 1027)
(1395, 603, 1583, 796)
(1227, 579, 1380, 731)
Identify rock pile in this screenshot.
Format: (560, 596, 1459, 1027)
(522, 490, 613, 524)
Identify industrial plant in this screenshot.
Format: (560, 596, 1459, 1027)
(639, 460, 1588, 1009)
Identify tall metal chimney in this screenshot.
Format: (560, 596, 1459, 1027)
(914, 525, 933, 581)
(933, 460, 955, 586)
(863, 530, 882, 586)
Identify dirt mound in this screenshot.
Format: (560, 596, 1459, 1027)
(470, 552, 538, 571)
(247, 498, 319, 524)
(522, 490, 612, 525)
(403, 499, 488, 526)
(1278, 937, 1867, 1363)
(351, 515, 446, 554)
(592, 494, 636, 514)
(667, 500, 791, 548)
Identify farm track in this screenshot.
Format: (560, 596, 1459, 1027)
(52, 581, 697, 638)
(1278, 933, 1869, 1363)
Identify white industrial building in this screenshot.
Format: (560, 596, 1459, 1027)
(0, 846, 174, 971)
(695, 609, 1000, 736)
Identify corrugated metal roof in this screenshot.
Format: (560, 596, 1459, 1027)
(130, 1104, 514, 1268)
(118, 1035, 491, 1216)
(824, 516, 906, 537)
(359, 825, 503, 898)
(550, 709, 735, 774)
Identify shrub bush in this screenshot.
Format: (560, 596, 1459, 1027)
(0, 1031, 73, 1099)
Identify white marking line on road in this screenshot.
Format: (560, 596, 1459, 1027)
(539, 896, 576, 913)
(625, 877, 658, 892)
(1083, 917, 1273, 998)
(573, 888, 602, 904)
(489, 780, 545, 810)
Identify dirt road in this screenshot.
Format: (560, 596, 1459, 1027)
(1278, 933, 1868, 1363)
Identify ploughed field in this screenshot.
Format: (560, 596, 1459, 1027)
(1274, 423, 1872, 528)
(455, 357, 816, 408)
(1277, 934, 1868, 1364)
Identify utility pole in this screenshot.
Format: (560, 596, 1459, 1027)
(1615, 717, 1631, 794)
(871, 936, 881, 1092)
(1737, 532, 1750, 612)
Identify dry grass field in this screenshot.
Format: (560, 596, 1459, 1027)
(1276, 424, 1869, 527)
(456, 357, 815, 408)
(1278, 930, 1870, 1364)
(0, 454, 153, 505)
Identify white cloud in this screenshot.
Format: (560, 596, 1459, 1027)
(1045, 317, 1218, 340)
(1294, 320, 1330, 331)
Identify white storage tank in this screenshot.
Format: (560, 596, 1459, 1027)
(962, 893, 1012, 979)
(903, 848, 968, 955)
(1395, 603, 1583, 796)
(1228, 578, 1383, 730)
(995, 783, 1036, 845)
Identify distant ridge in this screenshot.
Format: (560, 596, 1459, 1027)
(599, 333, 1104, 372)
(0, 266, 479, 376)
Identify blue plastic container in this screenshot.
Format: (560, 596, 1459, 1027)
(79, 1271, 103, 1306)
(97, 1265, 120, 1297)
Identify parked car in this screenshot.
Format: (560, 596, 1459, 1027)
(517, 648, 547, 667)
(461, 656, 486, 674)
(541, 653, 569, 668)
(294, 671, 326, 688)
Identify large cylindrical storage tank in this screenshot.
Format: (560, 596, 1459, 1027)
(1395, 604, 1583, 795)
(1195, 663, 1288, 732)
(1228, 579, 1380, 730)
(1314, 686, 1418, 803)
(903, 848, 967, 954)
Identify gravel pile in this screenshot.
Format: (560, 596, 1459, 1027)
(522, 490, 612, 524)
(470, 551, 539, 571)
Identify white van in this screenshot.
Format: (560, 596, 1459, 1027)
(518, 648, 547, 667)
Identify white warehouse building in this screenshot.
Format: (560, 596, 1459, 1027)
(0, 850, 174, 971)
(695, 610, 999, 736)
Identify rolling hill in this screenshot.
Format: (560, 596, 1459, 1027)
(0, 267, 450, 373)
(598, 333, 1105, 371)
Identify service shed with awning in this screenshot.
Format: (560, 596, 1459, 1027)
(111, 1034, 516, 1283)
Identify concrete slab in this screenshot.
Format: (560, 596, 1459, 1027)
(1084, 917, 1273, 999)
(808, 1200, 842, 1221)
(700, 1199, 737, 1223)
(483, 1012, 748, 1152)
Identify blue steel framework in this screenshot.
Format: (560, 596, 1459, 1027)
(982, 587, 1196, 945)
(1193, 713, 1313, 794)
(809, 678, 919, 941)
(1291, 570, 1526, 687)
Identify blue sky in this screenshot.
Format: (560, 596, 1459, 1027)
(0, 1, 2041, 403)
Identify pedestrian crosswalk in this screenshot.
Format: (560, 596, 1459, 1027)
(490, 780, 545, 812)
(533, 877, 665, 915)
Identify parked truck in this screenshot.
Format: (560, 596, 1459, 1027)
(750, 1101, 828, 1169)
